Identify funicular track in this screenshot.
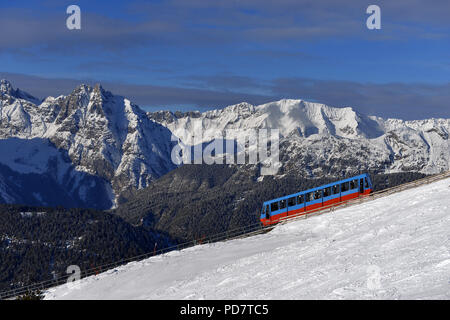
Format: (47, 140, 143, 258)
(1, 170, 450, 300)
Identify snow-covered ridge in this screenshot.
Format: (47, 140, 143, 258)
(150, 99, 384, 140)
(150, 98, 450, 141)
(45, 176, 450, 300)
(148, 99, 450, 175)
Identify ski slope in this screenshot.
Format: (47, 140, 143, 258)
(45, 178, 450, 300)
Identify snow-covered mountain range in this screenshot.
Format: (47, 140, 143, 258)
(1, 79, 449, 208)
(149, 99, 450, 178)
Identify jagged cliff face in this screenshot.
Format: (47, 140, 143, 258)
(0, 79, 449, 209)
(0, 80, 177, 208)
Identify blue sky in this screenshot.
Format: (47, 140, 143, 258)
(0, 0, 449, 119)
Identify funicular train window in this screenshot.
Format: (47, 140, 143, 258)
(280, 199, 287, 209)
(332, 185, 340, 194)
(364, 178, 369, 188)
(266, 205, 269, 213)
(341, 181, 349, 192)
(305, 192, 312, 203)
(323, 187, 331, 197)
(288, 197, 296, 206)
(271, 202, 279, 211)
(349, 180, 356, 189)
(314, 190, 322, 200)
(297, 194, 304, 204)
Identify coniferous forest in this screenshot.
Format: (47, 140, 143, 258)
(0, 205, 173, 293)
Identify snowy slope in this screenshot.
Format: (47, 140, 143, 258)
(149, 99, 450, 176)
(45, 177, 450, 300)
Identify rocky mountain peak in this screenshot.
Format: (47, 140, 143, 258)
(57, 83, 115, 120)
(0, 79, 13, 94)
(223, 102, 255, 113)
(69, 83, 107, 98)
(0, 79, 39, 104)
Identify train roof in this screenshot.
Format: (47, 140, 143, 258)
(263, 173, 371, 206)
